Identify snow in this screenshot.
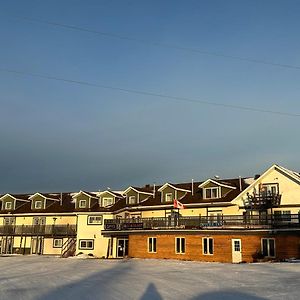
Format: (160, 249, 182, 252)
(0, 256, 299, 300)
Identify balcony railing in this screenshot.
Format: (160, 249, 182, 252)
(0, 225, 77, 236)
(244, 193, 281, 209)
(103, 214, 300, 231)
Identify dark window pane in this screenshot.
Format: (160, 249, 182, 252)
(269, 239, 275, 257)
(209, 238, 213, 254)
(153, 238, 156, 252)
(181, 238, 185, 253)
(262, 239, 268, 256)
(176, 238, 180, 253)
(203, 238, 208, 254)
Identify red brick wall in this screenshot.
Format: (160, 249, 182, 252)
(128, 232, 300, 263)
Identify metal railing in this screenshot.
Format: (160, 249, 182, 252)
(0, 224, 77, 236)
(104, 214, 300, 231)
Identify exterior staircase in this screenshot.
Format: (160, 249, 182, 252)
(61, 238, 76, 258)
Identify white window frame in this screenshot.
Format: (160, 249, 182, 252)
(261, 238, 276, 258)
(102, 197, 114, 207)
(4, 202, 12, 210)
(128, 196, 136, 205)
(53, 238, 63, 248)
(263, 183, 279, 194)
(87, 215, 103, 225)
(203, 237, 214, 255)
(148, 237, 157, 253)
(79, 239, 94, 250)
(34, 200, 43, 209)
(175, 237, 185, 254)
(165, 193, 173, 202)
(79, 199, 87, 208)
(204, 187, 220, 199)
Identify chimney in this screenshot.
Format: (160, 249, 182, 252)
(191, 179, 194, 196)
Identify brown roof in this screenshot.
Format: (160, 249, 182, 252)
(0, 178, 250, 214)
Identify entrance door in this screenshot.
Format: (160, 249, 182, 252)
(117, 238, 128, 258)
(232, 239, 242, 263)
(31, 237, 44, 255)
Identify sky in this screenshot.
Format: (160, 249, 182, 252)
(0, 0, 300, 193)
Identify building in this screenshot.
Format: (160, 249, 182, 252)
(0, 164, 299, 263)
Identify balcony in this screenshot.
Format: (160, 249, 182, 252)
(244, 192, 281, 210)
(103, 214, 300, 232)
(0, 225, 77, 236)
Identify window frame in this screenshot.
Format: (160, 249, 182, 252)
(175, 237, 186, 254)
(148, 237, 157, 253)
(102, 197, 114, 207)
(261, 238, 276, 258)
(79, 239, 94, 250)
(87, 215, 103, 225)
(78, 199, 87, 208)
(165, 193, 173, 202)
(204, 187, 220, 199)
(4, 201, 13, 210)
(53, 238, 63, 248)
(202, 237, 214, 255)
(34, 200, 43, 210)
(128, 196, 136, 205)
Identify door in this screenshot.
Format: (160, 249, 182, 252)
(232, 239, 242, 263)
(31, 237, 44, 255)
(117, 238, 128, 258)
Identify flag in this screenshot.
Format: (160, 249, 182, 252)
(174, 199, 185, 209)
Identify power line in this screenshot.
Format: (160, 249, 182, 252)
(6, 15, 300, 71)
(1, 67, 299, 117)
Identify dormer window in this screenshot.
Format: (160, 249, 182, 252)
(79, 200, 87, 208)
(103, 198, 114, 207)
(165, 193, 173, 202)
(204, 187, 219, 199)
(34, 200, 43, 209)
(5, 202, 12, 210)
(128, 196, 136, 204)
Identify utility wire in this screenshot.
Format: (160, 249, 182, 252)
(1, 67, 299, 117)
(5, 15, 300, 71)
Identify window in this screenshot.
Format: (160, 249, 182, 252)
(88, 215, 103, 225)
(175, 237, 185, 254)
(79, 199, 87, 208)
(148, 237, 157, 253)
(128, 196, 136, 205)
(165, 193, 173, 202)
(274, 211, 291, 222)
(234, 240, 241, 252)
(282, 211, 291, 221)
(79, 239, 94, 250)
(102, 198, 114, 207)
(204, 187, 219, 199)
(261, 238, 275, 257)
(203, 237, 214, 255)
(3, 217, 15, 225)
(53, 238, 63, 248)
(4, 202, 12, 210)
(34, 200, 43, 209)
(262, 184, 278, 195)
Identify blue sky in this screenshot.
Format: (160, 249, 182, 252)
(0, 0, 300, 193)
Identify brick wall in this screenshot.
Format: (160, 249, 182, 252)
(128, 232, 300, 263)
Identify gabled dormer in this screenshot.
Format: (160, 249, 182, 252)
(72, 191, 98, 209)
(158, 183, 191, 203)
(98, 190, 123, 207)
(0, 194, 30, 211)
(29, 193, 61, 210)
(198, 179, 236, 200)
(123, 186, 154, 205)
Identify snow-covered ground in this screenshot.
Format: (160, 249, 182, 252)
(0, 256, 299, 300)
